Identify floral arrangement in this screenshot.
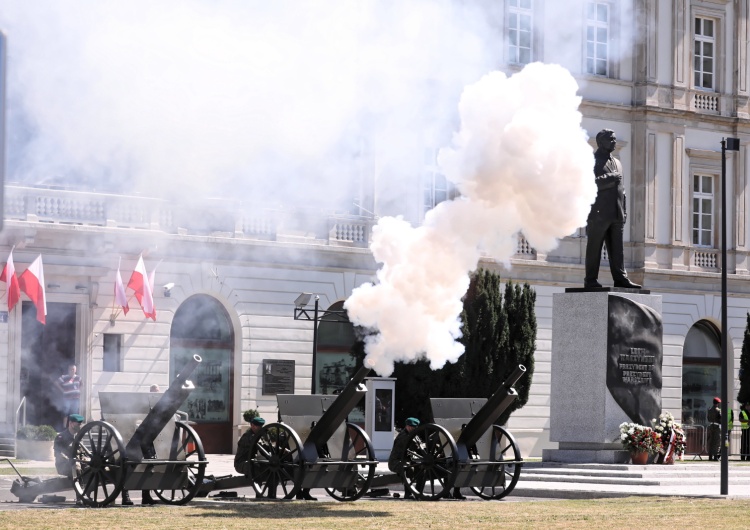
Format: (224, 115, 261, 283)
(618, 422, 661, 454)
(651, 411, 687, 460)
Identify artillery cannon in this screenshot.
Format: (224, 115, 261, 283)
(241, 365, 377, 501)
(400, 365, 526, 501)
(71, 354, 207, 507)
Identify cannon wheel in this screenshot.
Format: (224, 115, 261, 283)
(72, 421, 126, 507)
(153, 421, 207, 505)
(402, 423, 458, 501)
(247, 422, 304, 500)
(470, 425, 522, 500)
(324, 423, 377, 501)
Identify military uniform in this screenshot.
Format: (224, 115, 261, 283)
(707, 400, 722, 460)
(388, 428, 411, 474)
(53, 428, 76, 478)
(234, 427, 258, 475)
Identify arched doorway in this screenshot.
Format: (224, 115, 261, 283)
(314, 301, 364, 423)
(170, 295, 234, 453)
(681, 321, 721, 426)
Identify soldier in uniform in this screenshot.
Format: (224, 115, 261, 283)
(235, 417, 280, 498)
(707, 397, 722, 461)
(389, 417, 420, 499)
(53, 413, 85, 505)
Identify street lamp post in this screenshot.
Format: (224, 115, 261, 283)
(293, 293, 349, 394)
(721, 137, 740, 495)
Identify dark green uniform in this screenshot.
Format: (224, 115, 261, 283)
(53, 429, 76, 478)
(234, 428, 257, 475)
(388, 428, 410, 474)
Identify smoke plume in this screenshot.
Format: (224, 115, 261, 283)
(0, 0, 503, 208)
(345, 64, 597, 376)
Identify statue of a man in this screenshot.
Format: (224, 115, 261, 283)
(584, 129, 641, 289)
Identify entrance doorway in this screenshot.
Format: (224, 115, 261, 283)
(20, 302, 78, 430)
(170, 295, 234, 453)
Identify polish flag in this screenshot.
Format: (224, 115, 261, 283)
(145, 267, 157, 321)
(0, 250, 21, 312)
(127, 255, 154, 319)
(114, 263, 129, 315)
(19, 254, 47, 324)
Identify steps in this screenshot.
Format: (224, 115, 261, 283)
(512, 462, 750, 498)
(0, 436, 15, 458)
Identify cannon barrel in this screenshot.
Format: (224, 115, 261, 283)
(456, 364, 526, 450)
(125, 354, 202, 460)
(303, 365, 371, 454)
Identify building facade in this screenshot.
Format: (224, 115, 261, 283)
(2, 0, 750, 456)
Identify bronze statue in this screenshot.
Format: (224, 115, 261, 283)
(584, 129, 640, 289)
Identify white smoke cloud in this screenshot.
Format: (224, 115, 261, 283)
(0, 0, 502, 207)
(345, 64, 597, 376)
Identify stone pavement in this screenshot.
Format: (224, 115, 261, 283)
(1, 455, 750, 509)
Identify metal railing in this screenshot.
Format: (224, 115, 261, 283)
(684, 425, 749, 460)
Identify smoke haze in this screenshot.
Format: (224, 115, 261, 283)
(345, 64, 596, 376)
(0, 0, 502, 207)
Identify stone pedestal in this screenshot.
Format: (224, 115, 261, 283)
(543, 290, 663, 463)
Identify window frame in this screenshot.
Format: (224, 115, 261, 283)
(693, 15, 716, 91)
(690, 4, 725, 94)
(102, 333, 123, 372)
(582, 0, 620, 79)
(422, 146, 453, 217)
(506, 0, 536, 66)
(691, 172, 717, 248)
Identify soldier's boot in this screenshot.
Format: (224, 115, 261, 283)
(121, 490, 134, 506)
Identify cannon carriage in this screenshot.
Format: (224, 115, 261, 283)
(241, 365, 378, 501)
(400, 365, 526, 501)
(70, 354, 208, 507)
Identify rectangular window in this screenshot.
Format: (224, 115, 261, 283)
(585, 2, 610, 76)
(423, 147, 450, 216)
(103, 334, 122, 372)
(692, 174, 714, 247)
(508, 0, 533, 65)
(694, 17, 715, 90)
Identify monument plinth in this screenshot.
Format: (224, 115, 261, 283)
(543, 290, 663, 463)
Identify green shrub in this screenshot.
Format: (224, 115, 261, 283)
(17, 425, 57, 441)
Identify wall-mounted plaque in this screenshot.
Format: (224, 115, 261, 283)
(262, 360, 295, 395)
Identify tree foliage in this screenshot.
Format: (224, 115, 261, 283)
(737, 313, 750, 405)
(351, 269, 537, 428)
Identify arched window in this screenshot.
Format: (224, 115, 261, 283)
(681, 321, 721, 426)
(316, 301, 357, 395)
(170, 294, 234, 453)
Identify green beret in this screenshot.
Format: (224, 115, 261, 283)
(405, 417, 420, 427)
(68, 414, 85, 423)
(250, 417, 266, 426)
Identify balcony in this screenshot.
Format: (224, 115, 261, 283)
(3, 185, 375, 248)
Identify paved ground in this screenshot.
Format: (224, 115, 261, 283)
(1, 455, 750, 510)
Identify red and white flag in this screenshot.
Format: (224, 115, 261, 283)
(127, 255, 155, 320)
(0, 250, 21, 312)
(19, 254, 47, 324)
(114, 261, 129, 315)
(145, 267, 157, 321)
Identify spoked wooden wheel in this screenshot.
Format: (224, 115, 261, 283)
(470, 425, 522, 500)
(247, 423, 304, 500)
(72, 421, 126, 507)
(402, 424, 458, 501)
(325, 423, 377, 501)
(153, 421, 207, 505)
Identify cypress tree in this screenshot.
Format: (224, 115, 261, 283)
(737, 313, 750, 405)
(496, 280, 536, 426)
